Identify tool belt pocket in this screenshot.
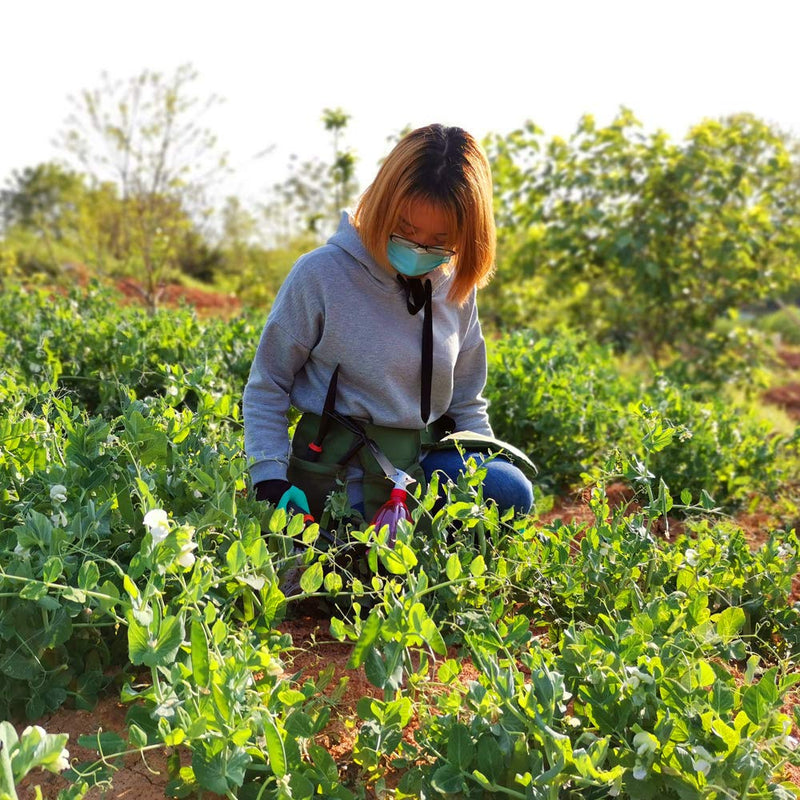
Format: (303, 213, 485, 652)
(286, 454, 345, 521)
(289, 412, 428, 521)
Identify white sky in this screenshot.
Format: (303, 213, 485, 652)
(2, 0, 799, 211)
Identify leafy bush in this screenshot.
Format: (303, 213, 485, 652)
(486, 329, 791, 507)
(757, 306, 800, 347)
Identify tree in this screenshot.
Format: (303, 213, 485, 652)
(57, 63, 227, 311)
(262, 107, 358, 244)
(486, 111, 800, 375)
(0, 161, 122, 277)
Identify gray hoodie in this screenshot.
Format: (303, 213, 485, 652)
(243, 212, 492, 485)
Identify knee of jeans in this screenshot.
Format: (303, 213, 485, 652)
(483, 461, 534, 515)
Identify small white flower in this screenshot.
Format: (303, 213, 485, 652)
(633, 731, 658, 757)
(50, 484, 67, 504)
(684, 548, 699, 567)
(624, 667, 654, 691)
(143, 509, 170, 543)
(176, 542, 197, 568)
(633, 763, 648, 780)
(192, 489, 202, 499)
(53, 747, 70, 772)
(691, 746, 713, 776)
(50, 511, 67, 528)
(14, 543, 31, 559)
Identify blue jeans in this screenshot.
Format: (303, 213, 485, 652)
(421, 449, 534, 515)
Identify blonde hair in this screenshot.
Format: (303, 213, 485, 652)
(354, 124, 496, 305)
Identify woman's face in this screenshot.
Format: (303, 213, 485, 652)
(395, 199, 454, 250)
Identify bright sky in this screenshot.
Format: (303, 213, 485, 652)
(2, 0, 799, 211)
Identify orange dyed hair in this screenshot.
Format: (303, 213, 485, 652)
(354, 124, 496, 305)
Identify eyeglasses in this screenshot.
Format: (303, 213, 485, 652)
(390, 234, 455, 258)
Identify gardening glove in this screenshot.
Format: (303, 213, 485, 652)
(254, 480, 315, 526)
(254, 479, 292, 505)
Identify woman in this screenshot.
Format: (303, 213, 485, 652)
(243, 124, 533, 524)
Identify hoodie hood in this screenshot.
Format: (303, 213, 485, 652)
(328, 211, 452, 295)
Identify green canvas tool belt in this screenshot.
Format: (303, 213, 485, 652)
(287, 412, 426, 520)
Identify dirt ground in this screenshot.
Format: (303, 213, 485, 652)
(13, 295, 800, 799)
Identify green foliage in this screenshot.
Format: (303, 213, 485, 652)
(485, 329, 789, 505)
(757, 306, 800, 346)
(486, 111, 800, 378)
(1, 283, 798, 799)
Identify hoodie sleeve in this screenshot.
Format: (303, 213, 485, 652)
(242, 258, 323, 484)
(446, 295, 494, 436)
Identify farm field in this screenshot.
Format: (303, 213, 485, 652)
(2, 283, 800, 800)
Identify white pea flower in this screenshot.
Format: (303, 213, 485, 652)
(633, 731, 658, 757)
(177, 542, 197, 569)
(633, 763, 648, 780)
(143, 509, 170, 543)
(778, 543, 796, 560)
(50, 511, 68, 528)
(691, 746, 713, 776)
(624, 667, 655, 692)
(192, 489, 202, 499)
(52, 746, 70, 772)
(14, 543, 31, 559)
(50, 484, 67, 504)
(684, 548, 699, 567)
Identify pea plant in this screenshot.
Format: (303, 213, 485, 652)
(1, 283, 799, 799)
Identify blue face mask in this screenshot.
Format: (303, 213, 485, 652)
(387, 239, 451, 277)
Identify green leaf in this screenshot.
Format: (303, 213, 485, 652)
(348, 611, 382, 668)
(409, 603, 446, 655)
(77, 560, 100, 591)
(300, 562, 323, 594)
(97, 580, 121, 615)
(364, 647, 388, 689)
(20, 582, 48, 601)
(190, 618, 210, 686)
(743, 668, 779, 725)
(78, 731, 126, 756)
(447, 724, 475, 770)
(43, 556, 63, 583)
(323, 571, 343, 593)
(431, 763, 465, 794)
(445, 553, 462, 581)
(277, 689, 306, 707)
(437, 659, 461, 684)
(470, 555, 486, 577)
(309, 743, 339, 783)
(192, 747, 251, 794)
(476, 734, 504, 783)
(379, 541, 417, 575)
(128, 724, 148, 750)
(264, 719, 287, 778)
(128, 613, 185, 667)
(226, 541, 247, 574)
(714, 606, 745, 642)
